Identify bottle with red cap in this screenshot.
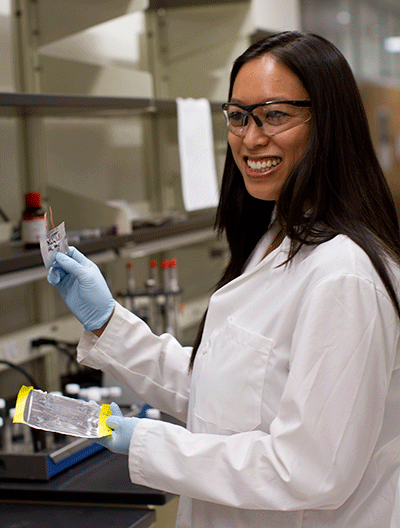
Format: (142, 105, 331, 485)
(169, 258, 179, 292)
(126, 262, 139, 314)
(21, 192, 47, 248)
(148, 260, 163, 334)
(150, 260, 158, 286)
(126, 262, 136, 295)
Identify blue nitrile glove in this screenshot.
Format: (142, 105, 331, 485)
(96, 402, 139, 456)
(47, 246, 115, 331)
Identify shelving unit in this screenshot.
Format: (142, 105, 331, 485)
(0, 91, 222, 290)
(0, 97, 224, 349)
(0, 83, 225, 400)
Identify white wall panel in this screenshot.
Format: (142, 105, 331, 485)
(251, 0, 301, 33)
(39, 12, 146, 69)
(36, 0, 149, 46)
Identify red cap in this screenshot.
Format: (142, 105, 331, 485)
(126, 262, 133, 270)
(169, 258, 177, 268)
(25, 192, 41, 208)
(161, 259, 169, 269)
(150, 260, 158, 268)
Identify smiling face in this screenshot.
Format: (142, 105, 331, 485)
(228, 54, 310, 201)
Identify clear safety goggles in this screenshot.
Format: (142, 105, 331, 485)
(222, 100, 312, 137)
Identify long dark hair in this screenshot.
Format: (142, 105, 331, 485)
(189, 31, 400, 370)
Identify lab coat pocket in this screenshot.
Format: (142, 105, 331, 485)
(194, 316, 273, 432)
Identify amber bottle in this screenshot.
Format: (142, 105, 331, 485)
(21, 192, 47, 248)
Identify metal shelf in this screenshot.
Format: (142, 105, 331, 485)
(0, 214, 216, 290)
(149, 0, 245, 7)
(0, 92, 223, 118)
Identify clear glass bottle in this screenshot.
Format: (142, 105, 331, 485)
(21, 192, 47, 248)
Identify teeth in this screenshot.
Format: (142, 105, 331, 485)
(247, 158, 281, 171)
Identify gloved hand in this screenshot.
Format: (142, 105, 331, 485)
(47, 246, 115, 331)
(97, 402, 140, 456)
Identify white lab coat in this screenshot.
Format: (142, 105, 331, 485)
(78, 226, 400, 528)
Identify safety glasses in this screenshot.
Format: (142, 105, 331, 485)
(222, 100, 311, 137)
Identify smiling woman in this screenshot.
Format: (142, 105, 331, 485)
(47, 31, 400, 528)
(227, 54, 311, 201)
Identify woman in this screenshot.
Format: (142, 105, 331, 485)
(48, 32, 400, 527)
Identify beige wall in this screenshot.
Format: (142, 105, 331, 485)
(359, 81, 400, 217)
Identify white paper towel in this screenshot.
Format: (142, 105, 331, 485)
(176, 97, 219, 212)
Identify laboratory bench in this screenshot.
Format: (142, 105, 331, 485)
(0, 447, 173, 506)
(1, 504, 155, 528)
(0, 447, 174, 527)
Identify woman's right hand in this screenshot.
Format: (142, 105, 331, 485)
(47, 246, 115, 332)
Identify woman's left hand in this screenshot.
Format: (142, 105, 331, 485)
(97, 402, 140, 456)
